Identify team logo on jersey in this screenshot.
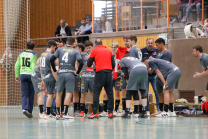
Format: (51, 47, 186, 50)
(23, 53, 32, 57)
(153, 52, 157, 55)
(63, 48, 73, 53)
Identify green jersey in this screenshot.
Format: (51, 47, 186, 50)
(15, 50, 38, 77)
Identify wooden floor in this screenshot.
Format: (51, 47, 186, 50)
(0, 106, 208, 139)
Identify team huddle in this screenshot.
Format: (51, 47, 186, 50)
(16, 35, 207, 120)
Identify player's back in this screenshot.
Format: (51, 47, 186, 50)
(32, 65, 41, 79)
(81, 52, 95, 77)
(15, 50, 37, 76)
(129, 46, 142, 61)
(54, 46, 81, 73)
(120, 57, 146, 74)
(40, 51, 53, 79)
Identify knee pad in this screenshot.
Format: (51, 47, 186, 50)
(126, 90, 132, 100)
(132, 91, 139, 100)
(140, 89, 147, 99)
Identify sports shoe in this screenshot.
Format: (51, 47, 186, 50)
(113, 111, 117, 117)
(79, 111, 85, 117)
(151, 110, 162, 117)
(169, 111, 176, 117)
(131, 111, 140, 118)
(146, 111, 150, 116)
(181, 17, 188, 23)
(87, 113, 99, 119)
(62, 114, 75, 119)
(38, 113, 45, 119)
(108, 113, 114, 119)
(99, 111, 108, 117)
(51, 112, 56, 117)
(23, 110, 33, 118)
(74, 110, 80, 117)
(156, 111, 170, 117)
(44, 114, 54, 119)
(170, 18, 178, 24)
(56, 114, 62, 120)
(122, 112, 130, 118)
(139, 111, 147, 118)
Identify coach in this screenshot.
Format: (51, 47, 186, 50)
(141, 38, 159, 115)
(87, 39, 115, 119)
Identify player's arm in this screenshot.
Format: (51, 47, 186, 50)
(76, 59, 83, 75)
(36, 57, 40, 65)
(40, 65, 45, 89)
(14, 55, 21, 82)
(32, 54, 38, 71)
(121, 67, 129, 81)
(75, 61, 79, 71)
(155, 69, 166, 87)
(50, 55, 57, 72)
(51, 67, 58, 81)
(193, 68, 208, 78)
(111, 55, 115, 70)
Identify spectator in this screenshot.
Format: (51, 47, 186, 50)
(58, 40, 65, 48)
(75, 18, 87, 36)
(79, 16, 99, 35)
(54, 19, 72, 42)
(170, 0, 189, 24)
(181, 0, 201, 23)
(100, 15, 112, 33)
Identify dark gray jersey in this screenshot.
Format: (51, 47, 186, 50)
(157, 49, 172, 62)
(40, 51, 54, 79)
(149, 59, 179, 79)
(120, 56, 146, 74)
(53, 46, 82, 73)
(129, 46, 142, 61)
(81, 52, 95, 78)
(32, 65, 41, 79)
(200, 53, 208, 70)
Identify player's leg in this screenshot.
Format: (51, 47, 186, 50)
(27, 75, 35, 115)
(73, 76, 80, 116)
(20, 74, 32, 118)
(44, 80, 56, 118)
(120, 75, 126, 115)
(122, 90, 131, 118)
(99, 90, 109, 117)
(61, 88, 66, 114)
(139, 89, 148, 118)
(79, 77, 88, 117)
(87, 72, 104, 119)
(114, 78, 121, 116)
(131, 91, 140, 118)
(150, 76, 159, 111)
(62, 73, 75, 119)
(104, 72, 114, 119)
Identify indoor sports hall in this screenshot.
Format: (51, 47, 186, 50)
(0, 0, 208, 139)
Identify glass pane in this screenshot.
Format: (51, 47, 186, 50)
(93, 1, 115, 33)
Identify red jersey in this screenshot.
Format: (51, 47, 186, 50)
(90, 45, 113, 72)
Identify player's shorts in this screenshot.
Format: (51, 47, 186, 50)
(164, 69, 181, 90)
(120, 75, 127, 90)
(31, 77, 44, 93)
(74, 76, 81, 92)
(81, 77, 94, 93)
(57, 73, 75, 93)
(114, 77, 121, 91)
(43, 78, 56, 94)
(127, 66, 148, 91)
(206, 82, 208, 91)
(156, 69, 181, 93)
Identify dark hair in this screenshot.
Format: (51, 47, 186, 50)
(68, 37, 76, 45)
(86, 16, 92, 21)
(193, 45, 203, 53)
(47, 40, 57, 48)
(155, 38, 165, 45)
(85, 40, 93, 47)
(123, 54, 129, 58)
(130, 35, 137, 43)
(95, 39, 102, 45)
(59, 40, 65, 44)
(142, 57, 149, 62)
(123, 35, 130, 40)
(26, 41, 35, 50)
(52, 38, 59, 43)
(77, 43, 85, 52)
(81, 17, 86, 21)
